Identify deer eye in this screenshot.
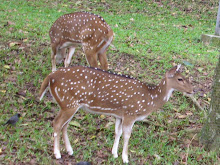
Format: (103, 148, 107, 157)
(178, 78, 183, 81)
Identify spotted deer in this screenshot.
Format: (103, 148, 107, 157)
(49, 11, 113, 71)
(39, 65, 193, 163)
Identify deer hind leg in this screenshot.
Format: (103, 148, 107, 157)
(112, 118, 122, 158)
(98, 50, 108, 70)
(97, 34, 113, 70)
(51, 43, 66, 71)
(85, 52, 99, 68)
(53, 107, 79, 159)
(62, 120, 73, 155)
(60, 48, 67, 63)
(83, 45, 99, 68)
(121, 118, 135, 163)
(64, 47, 75, 67)
(51, 44, 57, 72)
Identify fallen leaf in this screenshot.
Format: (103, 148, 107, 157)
(30, 158, 36, 164)
(74, 138, 79, 144)
(75, 1, 82, 5)
(23, 38, 28, 42)
(104, 121, 114, 129)
(100, 115, 105, 119)
(9, 27, 13, 32)
(198, 67, 203, 72)
(168, 135, 176, 141)
(9, 42, 19, 47)
(21, 123, 29, 126)
(89, 135, 96, 139)
(173, 161, 179, 165)
(196, 154, 203, 161)
(7, 21, 15, 25)
(203, 72, 208, 76)
(0, 90, 6, 94)
(178, 115, 187, 119)
(154, 154, 161, 160)
(69, 121, 81, 127)
(97, 150, 107, 158)
(167, 120, 173, 123)
(4, 65, 10, 69)
(0, 148, 2, 154)
(179, 152, 187, 162)
(19, 46, 25, 50)
(186, 112, 193, 116)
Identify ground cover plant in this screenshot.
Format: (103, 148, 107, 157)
(0, 0, 219, 164)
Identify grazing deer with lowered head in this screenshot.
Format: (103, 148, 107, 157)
(39, 65, 193, 163)
(49, 11, 113, 71)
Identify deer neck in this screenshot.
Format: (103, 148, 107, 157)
(145, 78, 174, 110)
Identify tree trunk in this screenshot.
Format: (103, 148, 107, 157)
(200, 55, 220, 153)
(215, 0, 220, 36)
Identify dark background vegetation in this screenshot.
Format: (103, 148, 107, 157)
(0, 0, 219, 164)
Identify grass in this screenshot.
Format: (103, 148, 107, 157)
(0, 0, 219, 164)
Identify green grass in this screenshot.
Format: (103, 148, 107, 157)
(0, 0, 219, 164)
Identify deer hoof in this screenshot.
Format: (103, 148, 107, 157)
(68, 150, 73, 155)
(54, 152, 61, 159)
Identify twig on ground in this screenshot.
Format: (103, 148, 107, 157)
(185, 133, 197, 165)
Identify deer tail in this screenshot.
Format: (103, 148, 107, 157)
(39, 75, 50, 101)
(99, 33, 114, 54)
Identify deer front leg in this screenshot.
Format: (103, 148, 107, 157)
(112, 118, 122, 158)
(54, 131, 61, 159)
(122, 120, 135, 163)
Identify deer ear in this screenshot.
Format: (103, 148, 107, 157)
(176, 64, 181, 71)
(166, 65, 180, 78)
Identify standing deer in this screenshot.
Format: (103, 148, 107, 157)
(49, 11, 113, 71)
(39, 65, 193, 163)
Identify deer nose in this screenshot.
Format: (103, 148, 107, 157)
(186, 88, 194, 95)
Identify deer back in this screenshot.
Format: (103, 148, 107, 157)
(49, 12, 113, 51)
(47, 66, 152, 117)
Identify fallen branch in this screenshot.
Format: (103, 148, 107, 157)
(185, 133, 197, 165)
(183, 93, 206, 117)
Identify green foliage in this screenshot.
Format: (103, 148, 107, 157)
(0, 0, 219, 164)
